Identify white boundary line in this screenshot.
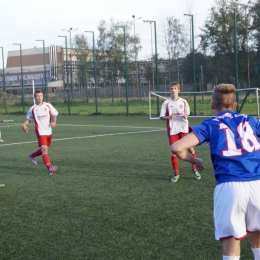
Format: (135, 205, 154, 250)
(0, 129, 164, 147)
(57, 124, 164, 129)
(0, 123, 164, 130)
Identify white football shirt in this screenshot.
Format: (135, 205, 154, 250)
(26, 102, 58, 136)
(160, 97, 190, 135)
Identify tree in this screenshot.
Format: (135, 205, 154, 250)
(182, 52, 214, 90)
(199, 0, 254, 85)
(160, 16, 189, 85)
(161, 16, 189, 61)
(145, 58, 164, 89)
(73, 34, 92, 90)
(249, 1, 260, 62)
(96, 18, 141, 94)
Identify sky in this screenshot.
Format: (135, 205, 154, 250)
(0, 0, 218, 65)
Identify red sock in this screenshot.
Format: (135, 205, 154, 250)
(31, 148, 42, 158)
(171, 155, 179, 175)
(42, 153, 51, 169)
(192, 153, 197, 171)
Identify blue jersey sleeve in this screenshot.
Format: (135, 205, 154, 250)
(250, 117, 260, 137)
(190, 121, 210, 145)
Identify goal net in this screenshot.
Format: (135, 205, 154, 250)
(149, 88, 260, 119)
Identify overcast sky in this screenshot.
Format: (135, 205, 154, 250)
(1, 0, 217, 64)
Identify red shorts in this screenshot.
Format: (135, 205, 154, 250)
(168, 132, 188, 145)
(37, 135, 52, 147)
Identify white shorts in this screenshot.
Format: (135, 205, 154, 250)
(214, 180, 260, 241)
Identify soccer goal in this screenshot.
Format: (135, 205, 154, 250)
(149, 88, 260, 119)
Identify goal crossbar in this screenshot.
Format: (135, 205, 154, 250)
(149, 88, 260, 119)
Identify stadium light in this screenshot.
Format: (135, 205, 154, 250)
(143, 20, 159, 115)
(226, 6, 239, 110)
(0, 47, 7, 113)
(62, 28, 78, 96)
(114, 25, 129, 116)
(132, 15, 142, 99)
(36, 40, 48, 101)
(13, 43, 25, 114)
(58, 35, 71, 115)
(85, 31, 98, 115)
(184, 14, 196, 115)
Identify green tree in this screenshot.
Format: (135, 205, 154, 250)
(160, 16, 189, 84)
(199, 0, 253, 85)
(182, 52, 214, 90)
(145, 58, 164, 89)
(249, 0, 260, 77)
(73, 34, 92, 89)
(96, 18, 141, 93)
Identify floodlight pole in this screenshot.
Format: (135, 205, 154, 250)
(184, 14, 196, 115)
(0, 47, 7, 113)
(62, 28, 78, 97)
(115, 25, 129, 116)
(227, 6, 239, 110)
(58, 35, 71, 115)
(36, 40, 48, 101)
(85, 31, 98, 115)
(143, 20, 159, 116)
(13, 43, 25, 114)
(132, 15, 142, 98)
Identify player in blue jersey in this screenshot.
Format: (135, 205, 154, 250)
(171, 83, 260, 260)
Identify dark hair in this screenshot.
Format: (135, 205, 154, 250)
(34, 89, 43, 96)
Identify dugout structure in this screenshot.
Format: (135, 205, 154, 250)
(149, 88, 260, 119)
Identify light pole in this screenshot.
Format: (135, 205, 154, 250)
(0, 47, 7, 113)
(36, 39, 48, 101)
(149, 22, 155, 91)
(227, 6, 239, 109)
(13, 43, 25, 114)
(239, 1, 251, 88)
(184, 14, 196, 115)
(115, 25, 129, 116)
(62, 28, 78, 96)
(132, 15, 142, 98)
(233, 9, 238, 91)
(144, 20, 159, 115)
(58, 35, 70, 115)
(85, 31, 98, 115)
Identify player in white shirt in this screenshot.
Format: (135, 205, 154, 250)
(22, 89, 58, 175)
(160, 82, 201, 182)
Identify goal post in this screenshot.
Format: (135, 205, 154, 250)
(149, 88, 260, 119)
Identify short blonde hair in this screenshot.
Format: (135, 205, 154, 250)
(212, 84, 236, 111)
(169, 81, 180, 90)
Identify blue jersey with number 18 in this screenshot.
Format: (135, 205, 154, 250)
(191, 110, 260, 184)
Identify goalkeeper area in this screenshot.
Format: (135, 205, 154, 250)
(149, 88, 260, 119)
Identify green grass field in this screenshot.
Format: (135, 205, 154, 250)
(0, 115, 253, 259)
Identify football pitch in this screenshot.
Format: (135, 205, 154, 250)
(0, 115, 253, 259)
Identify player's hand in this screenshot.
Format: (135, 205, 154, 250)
(51, 122, 56, 128)
(22, 125, 29, 132)
(169, 114, 174, 120)
(193, 158, 204, 172)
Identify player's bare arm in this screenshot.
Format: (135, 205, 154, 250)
(22, 119, 31, 132)
(183, 114, 188, 120)
(160, 114, 175, 120)
(171, 132, 204, 172)
(50, 116, 57, 128)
